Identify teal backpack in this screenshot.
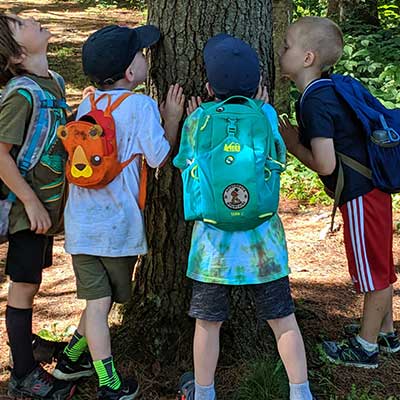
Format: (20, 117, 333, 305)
(176, 96, 286, 231)
(0, 71, 68, 244)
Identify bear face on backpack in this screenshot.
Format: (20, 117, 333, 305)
(57, 93, 136, 190)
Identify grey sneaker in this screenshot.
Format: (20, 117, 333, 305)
(321, 336, 379, 369)
(176, 372, 195, 400)
(344, 323, 400, 354)
(8, 364, 76, 399)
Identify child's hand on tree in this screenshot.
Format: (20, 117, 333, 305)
(255, 85, 269, 103)
(186, 96, 203, 115)
(279, 115, 300, 154)
(160, 84, 185, 123)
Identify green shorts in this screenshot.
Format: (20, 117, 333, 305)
(72, 254, 137, 303)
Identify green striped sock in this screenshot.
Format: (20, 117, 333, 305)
(63, 331, 88, 362)
(93, 357, 121, 390)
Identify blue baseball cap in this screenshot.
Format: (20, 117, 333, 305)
(204, 33, 260, 99)
(82, 24, 160, 85)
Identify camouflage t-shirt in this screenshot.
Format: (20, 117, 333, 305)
(0, 74, 67, 234)
(174, 104, 290, 285)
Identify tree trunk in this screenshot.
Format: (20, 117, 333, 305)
(327, 0, 380, 26)
(121, 0, 276, 368)
(273, 0, 293, 114)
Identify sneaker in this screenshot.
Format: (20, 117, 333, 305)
(321, 336, 379, 369)
(344, 323, 400, 354)
(53, 351, 94, 381)
(176, 372, 195, 400)
(8, 364, 76, 399)
(97, 378, 139, 400)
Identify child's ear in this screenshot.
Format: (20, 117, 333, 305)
(9, 53, 26, 65)
(125, 65, 135, 83)
(205, 82, 215, 97)
(304, 50, 316, 68)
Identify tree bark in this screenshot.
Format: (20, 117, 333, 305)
(121, 0, 276, 367)
(273, 0, 293, 114)
(327, 0, 380, 26)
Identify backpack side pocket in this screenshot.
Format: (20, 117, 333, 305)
(0, 199, 12, 244)
(182, 161, 202, 221)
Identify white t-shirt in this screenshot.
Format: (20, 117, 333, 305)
(64, 90, 170, 256)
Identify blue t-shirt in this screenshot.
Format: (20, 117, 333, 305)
(174, 103, 289, 285)
(297, 81, 374, 205)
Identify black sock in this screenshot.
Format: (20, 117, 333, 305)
(6, 305, 36, 378)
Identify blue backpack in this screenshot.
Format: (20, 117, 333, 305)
(175, 96, 286, 231)
(0, 72, 68, 243)
(300, 74, 400, 229)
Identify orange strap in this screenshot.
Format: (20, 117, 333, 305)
(89, 92, 132, 116)
(109, 93, 132, 113)
(138, 155, 148, 210)
(120, 153, 147, 210)
(89, 93, 110, 111)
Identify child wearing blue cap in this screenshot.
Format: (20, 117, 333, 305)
(174, 34, 315, 400)
(53, 24, 185, 400)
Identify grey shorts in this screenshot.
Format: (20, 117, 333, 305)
(72, 254, 137, 303)
(189, 276, 295, 322)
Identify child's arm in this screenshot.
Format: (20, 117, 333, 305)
(279, 115, 336, 176)
(0, 142, 52, 234)
(159, 84, 185, 153)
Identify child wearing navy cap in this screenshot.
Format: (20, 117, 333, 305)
(174, 34, 315, 400)
(53, 24, 185, 400)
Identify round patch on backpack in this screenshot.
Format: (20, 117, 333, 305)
(223, 184, 249, 210)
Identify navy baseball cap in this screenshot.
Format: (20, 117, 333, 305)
(82, 24, 160, 85)
(204, 34, 260, 99)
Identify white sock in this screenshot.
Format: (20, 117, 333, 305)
(356, 335, 379, 353)
(194, 381, 216, 400)
(379, 331, 394, 336)
(289, 381, 313, 400)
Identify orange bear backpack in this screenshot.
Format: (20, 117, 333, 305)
(57, 92, 148, 209)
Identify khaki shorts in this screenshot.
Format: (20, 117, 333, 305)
(72, 254, 137, 303)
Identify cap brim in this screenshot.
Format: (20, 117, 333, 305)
(134, 25, 161, 49)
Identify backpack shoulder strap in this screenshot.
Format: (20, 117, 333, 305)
(330, 152, 372, 231)
(109, 92, 132, 113)
(88, 92, 132, 116)
(1, 77, 51, 172)
(49, 70, 66, 97)
(299, 78, 333, 120)
(0, 77, 53, 201)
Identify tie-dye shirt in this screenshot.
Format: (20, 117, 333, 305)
(174, 103, 289, 285)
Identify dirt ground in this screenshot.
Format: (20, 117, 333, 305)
(0, 1, 399, 399)
(1, 201, 399, 399)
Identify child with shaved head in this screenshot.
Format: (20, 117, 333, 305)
(279, 16, 398, 369)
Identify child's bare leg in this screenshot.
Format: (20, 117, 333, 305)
(194, 319, 222, 386)
(84, 296, 122, 390)
(85, 297, 112, 360)
(268, 313, 308, 384)
(379, 284, 394, 333)
(360, 285, 393, 343)
(8, 281, 39, 308)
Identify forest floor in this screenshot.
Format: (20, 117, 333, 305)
(0, 1, 399, 399)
